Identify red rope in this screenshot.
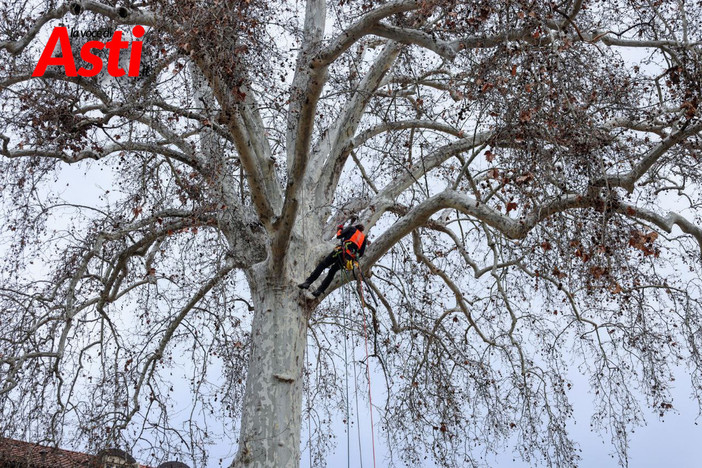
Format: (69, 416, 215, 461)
(357, 272, 377, 468)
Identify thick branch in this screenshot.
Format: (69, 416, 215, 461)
(0, 140, 197, 168)
(369, 23, 456, 59)
(346, 120, 464, 152)
(614, 203, 702, 255)
(0, 1, 157, 55)
(592, 121, 702, 192)
(364, 188, 702, 269)
(189, 51, 276, 228)
(71, 0, 157, 25)
(591, 31, 701, 48)
(316, 42, 403, 203)
(313, 0, 426, 66)
(273, 0, 328, 265)
(0, 4, 71, 54)
(450, 28, 701, 53)
(363, 132, 492, 224)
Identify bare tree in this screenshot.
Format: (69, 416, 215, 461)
(1, 0, 702, 467)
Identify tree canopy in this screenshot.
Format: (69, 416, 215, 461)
(1, 0, 702, 467)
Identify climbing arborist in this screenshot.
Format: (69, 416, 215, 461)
(298, 223, 367, 297)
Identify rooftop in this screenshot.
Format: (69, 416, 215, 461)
(0, 438, 152, 468)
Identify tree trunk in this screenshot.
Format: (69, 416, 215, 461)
(232, 263, 310, 468)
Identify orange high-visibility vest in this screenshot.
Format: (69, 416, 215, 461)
(346, 229, 365, 250)
(343, 230, 365, 260)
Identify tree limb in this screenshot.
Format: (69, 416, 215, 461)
(272, 0, 329, 267)
(316, 42, 403, 202)
(362, 132, 492, 225)
(369, 23, 456, 59)
(364, 188, 702, 269)
(592, 121, 702, 192)
(313, 0, 426, 67)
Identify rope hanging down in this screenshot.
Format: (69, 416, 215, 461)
(340, 265, 378, 468)
(341, 273, 352, 468)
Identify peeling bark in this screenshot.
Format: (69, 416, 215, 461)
(233, 262, 312, 468)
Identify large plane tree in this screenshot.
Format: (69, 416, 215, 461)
(1, 0, 702, 467)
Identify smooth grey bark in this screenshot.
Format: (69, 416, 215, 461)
(232, 252, 314, 468)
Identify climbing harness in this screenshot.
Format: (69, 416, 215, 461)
(344, 258, 358, 272)
(334, 231, 361, 272)
(337, 225, 365, 261)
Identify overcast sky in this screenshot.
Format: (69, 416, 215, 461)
(44, 104, 702, 467)
(13, 22, 702, 467)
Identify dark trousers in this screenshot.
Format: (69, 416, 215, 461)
(305, 250, 343, 294)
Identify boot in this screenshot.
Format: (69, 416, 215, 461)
(312, 289, 323, 297)
(298, 281, 311, 290)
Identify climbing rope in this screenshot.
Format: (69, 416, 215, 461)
(340, 268, 360, 468)
(341, 265, 378, 468)
(341, 272, 351, 468)
(352, 336, 365, 468)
